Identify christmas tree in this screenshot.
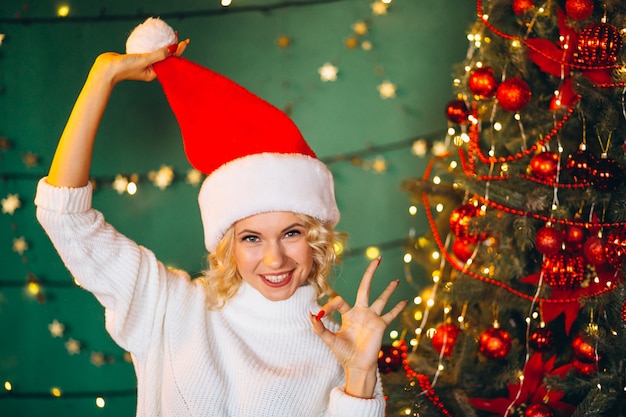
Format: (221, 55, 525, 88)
(381, 0, 626, 416)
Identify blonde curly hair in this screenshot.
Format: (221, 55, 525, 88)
(201, 213, 343, 309)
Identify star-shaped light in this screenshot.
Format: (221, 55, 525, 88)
(412, 139, 428, 157)
(352, 21, 368, 36)
(112, 175, 129, 194)
(12, 236, 28, 255)
(1, 193, 21, 215)
(186, 169, 204, 186)
(318, 63, 339, 82)
(65, 338, 81, 355)
(371, 0, 390, 16)
(91, 352, 105, 367)
(361, 40, 373, 51)
(371, 156, 388, 173)
(21, 151, 39, 168)
(377, 80, 397, 99)
(431, 141, 448, 156)
(276, 35, 291, 48)
(48, 319, 65, 338)
(0, 34, 5, 46)
(150, 165, 175, 190)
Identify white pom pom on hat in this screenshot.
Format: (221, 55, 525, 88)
(126, 17, 340, 253)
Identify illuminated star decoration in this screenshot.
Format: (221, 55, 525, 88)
(352, 21, 369, 36)
(65, 338, 81, 355)
(150, 165, 175, 190)
(91, 352, 106, 367)
(112, 174, 129, 194)
(13, 236, 28, 255)
(21, 151, 39, 168)
(431, 141, 448, 157)
(48, 319, 65, 338)
(318, 63, 339, 82)
(1, 193, 21, 215)
(377, 80, 397, 99)
(371, 0, 390, 16)
(370, 156, 388, 173)
(276, 35, 291, 48)
(186, 169, 204, 186)
(412, 139, 428, 157)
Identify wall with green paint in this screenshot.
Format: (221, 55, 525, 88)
(0, 0, 475, 415)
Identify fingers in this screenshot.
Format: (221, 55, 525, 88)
(355, 256, 381, 307)
(320, 295, 351, 317)
(381, 300, 409, 326)
(309, 312, 336, 347)
(370, 279, 400, 315)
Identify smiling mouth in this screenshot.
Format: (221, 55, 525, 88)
(260, 271, 293, 287)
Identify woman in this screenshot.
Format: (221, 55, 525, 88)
(35, 18, 406, 417)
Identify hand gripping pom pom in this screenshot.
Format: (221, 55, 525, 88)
(126, 17, 177, 54)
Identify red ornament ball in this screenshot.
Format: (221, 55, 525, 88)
(445, 99, 469, 124)
(378, 344, 403, 374)
(535, 226, 563, 256)
(583, 235, 607, 265)
(529, 151, 559, 182)
(469, 67, 498, 99)
(541, 253, 585, 289)
(573, 357, 597, 376)
(565, 149, 594, 183)
(431, 323, 461, 357)
(524, 403, 555, 417)
(564, 224, 587, 251)
(565, 0, 594, 21)
(529, 327, 555, 352)
(604, 227, 626, 270)
(572, 334, 598, 363)
(496, 78, 531, 112)
(449, 204, 485, 244)
(574, 23, 622, 67)
(591, 157, 623, 191)
(513, 0, 534, 15)
(479, 327, 511, 359)
(452, 238, 475, 263)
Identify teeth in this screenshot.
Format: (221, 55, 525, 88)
(263, 273, 290, 283)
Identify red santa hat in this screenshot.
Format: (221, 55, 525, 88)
(126, 18, 340, 253)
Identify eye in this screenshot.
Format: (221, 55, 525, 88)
(284, 229, 303, 238)
(241, 235, 260, 243)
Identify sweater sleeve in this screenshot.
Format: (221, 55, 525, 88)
(328, 372, 386, 417)
(34, 177, 190, 355)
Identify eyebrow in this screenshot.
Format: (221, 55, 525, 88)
(236, 222, 305, 237)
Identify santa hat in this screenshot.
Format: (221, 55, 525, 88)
(126, 18, 340, 253)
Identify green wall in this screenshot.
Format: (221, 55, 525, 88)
(0, 0, 475, 415)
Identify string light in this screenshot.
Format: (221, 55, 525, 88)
(57, 5, 70, 17)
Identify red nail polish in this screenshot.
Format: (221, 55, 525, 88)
(316, 310, 325, 321)
(167, 44, 177, 55)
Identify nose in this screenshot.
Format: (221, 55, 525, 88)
(263, 241, 286, 269)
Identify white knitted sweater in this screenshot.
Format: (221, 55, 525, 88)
(35, 178, 386, 417)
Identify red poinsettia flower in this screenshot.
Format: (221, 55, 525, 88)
(522, 267, 619, 334)
(525, 8, 613, 106)
(470, 353, 575, 416)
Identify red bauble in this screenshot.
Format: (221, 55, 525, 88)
(591, 157, 623, 191)
(452, 238, 475, 263)
(449, 204, 485, 244)
(431, 323, 460, 357)
(574, 23, 622, 67)
(469, 67, 498, 99)
(524, 403, 556, 417)
(513, 0, 534, 15)
(541, 253, 585, 289)
(479, 327, 511, 359)
(572, 334, 598, 363)
(564, 224, 587, 251)
(529, 151, 560, 182)
(604, 227, 626, 270)
(583, 235, 607, 265)
(378, 344, 403, 374)
(529, 327, 555, 352)
(445, 99, 469, 124)
(565, 149, 594, 183)
(565, 0, 594, 21)
(496, 78, 531, 112)
(535, 226, 563, 256)
(573, 357, 597, 376)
